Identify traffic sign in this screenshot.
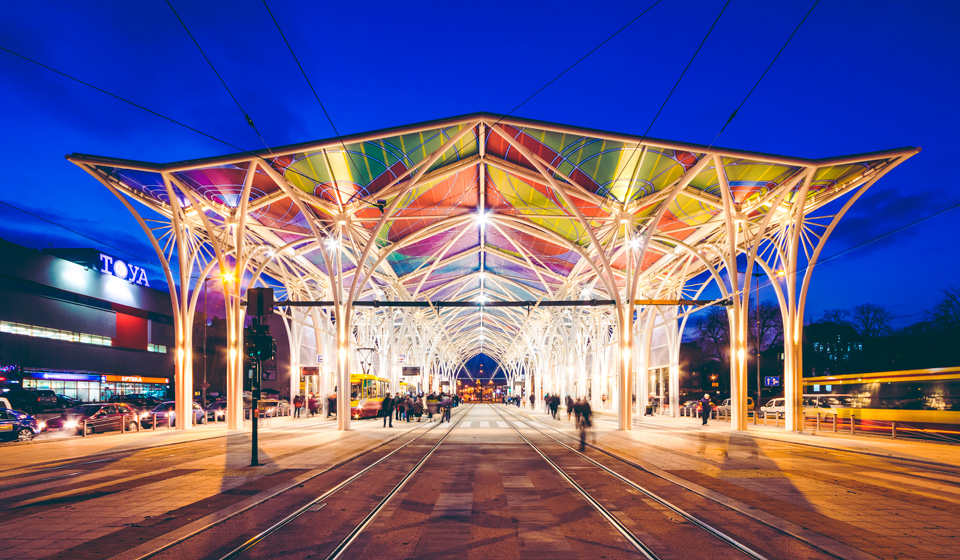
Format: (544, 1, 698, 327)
(316, 354, 324, 364)
(764, 376, 781, 387)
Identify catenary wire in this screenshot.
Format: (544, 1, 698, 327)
(164, 0, 272, 151)
(713, 0, 820, 139)
(606, 0, 731, 200)
(260, 0, 365, 189)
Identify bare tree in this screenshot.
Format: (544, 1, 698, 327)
(821, 308, 851, 325)
(928, 286, 960, 333)
(851, 303, 894, 337)
(694, 306, 729, 361)
(754, 300, 784, 351)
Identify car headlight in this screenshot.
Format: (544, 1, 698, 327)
(64, 420, 77, 429)
(140, 412, 149, 419)
(39, 421, 46, 430)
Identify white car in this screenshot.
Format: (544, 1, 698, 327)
(715, 397, 754, 415)
(0, 396, 11, 410)
(761, 398, 786, 418)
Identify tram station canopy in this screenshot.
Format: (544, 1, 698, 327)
(69, 113, 917, 366)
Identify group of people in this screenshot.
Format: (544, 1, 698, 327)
(540, 393, 594, 451)
(291, 393, 325, 418)
(501, 396, 522, 407)
(379, 392, 456, 427)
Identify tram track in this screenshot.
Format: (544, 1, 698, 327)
(135, 405, 474, 560)
(615, 415, 960, 485)
(497, 405, 868, 560)
(492, 406, 768, 560)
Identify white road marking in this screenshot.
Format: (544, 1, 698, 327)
(497, 421, 508, 428)
(480, 421, 490, 428)
(461, 422, 472, 428)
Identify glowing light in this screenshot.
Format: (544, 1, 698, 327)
(229, 348, 237, 361)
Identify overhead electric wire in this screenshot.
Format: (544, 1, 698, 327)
(503, 0, 663, 118)
(714, 0, 820, 139)
(165, 0, 272, 151)
(260, 0, 364, 188)
(608, 0, 731, 196)
(0, 198, 159, 269)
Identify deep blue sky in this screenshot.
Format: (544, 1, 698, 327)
(1, 0, 957, 330)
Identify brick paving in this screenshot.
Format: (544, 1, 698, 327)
(0, 406, 957, 559)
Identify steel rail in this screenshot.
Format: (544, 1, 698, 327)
(323, 405, 473, 560)
(131, 412, 459, 560)
(497, 406, 767, 560)
(217, 405, 472, 560)
(503, 406, 860, 560)
(615, 416, 960, 481)
(490, 406, 661, 560)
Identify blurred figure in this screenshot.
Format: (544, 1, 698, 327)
(293, 394, 303, 418)
(381, 393, 393, 427)
(576, 397, 592, 451)
(566, 395, 574, 421)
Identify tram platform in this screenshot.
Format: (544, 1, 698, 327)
(0, 405, 958, 560)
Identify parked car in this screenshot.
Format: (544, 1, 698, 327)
(56, 394, 82, 409)
(140, 401, 205, 428)
(681, 400, 700, 412)
(109, 394, 161, 411)
(715, 397, 755, 415)
(43, 403, 140, 435)
(3, 389, 59, 414)
(0, 408, 41, 442)
(205, 400, 228, 421)
(761, 398, 786, 418)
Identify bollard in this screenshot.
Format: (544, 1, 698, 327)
(850, 415, 856, 435)
(832, 413, 837, 433)
(816, 412, 821, 431)
(892, 422, 897, 439)
(152, 413, 157, 431)
(81, 420, 87, 437)
(776, 413, 780, 428)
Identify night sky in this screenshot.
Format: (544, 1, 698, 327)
(1, 0, 957, 336)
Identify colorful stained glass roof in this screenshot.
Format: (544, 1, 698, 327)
(69, 113, 917, 363)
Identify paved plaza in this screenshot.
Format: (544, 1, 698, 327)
(0, 405, 958, 559)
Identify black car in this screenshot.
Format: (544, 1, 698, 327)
(3, 389, 59, 414)
(56, 394, 83, 409)
(43, 403, 140, 435)
(0, 408, 40, 442)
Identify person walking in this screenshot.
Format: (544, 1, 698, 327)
(381, 393, 394, 427)
(307, 393, 318, 417)
(578, 397, 592, 451)
(413, 395, 424, 421)
(404, 395, 413, 422)
(427, 392, 438, 422)
(529, 394, 535, 409)
(293, 394, 303, 418)
(550, 395, 560, 420)
(565, 395, 574, 421)
(700, 393, 712, 426)
(441, 393, 452, 422)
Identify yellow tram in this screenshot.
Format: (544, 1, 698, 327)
(802, 367, 960, 439)
(350, 373, 389, 419)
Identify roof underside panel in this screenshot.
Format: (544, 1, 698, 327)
(72, 114, 914, 363)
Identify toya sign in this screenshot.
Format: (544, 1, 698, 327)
(99, 254, 150, 287)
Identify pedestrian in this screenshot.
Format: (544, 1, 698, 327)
(700, 393, 712, 426)
(293, 394, 303, 418)
(413, 395, 424, 421)
(427, 392, 438, 421)
(578, 397, 592, 451)
(327, 393, 336, 417)
(529, 394, 535, 409)
(395, 396, 403, 421)
(551, 395, 560, 420)
(566, 395, 574, 421)
(382, 393, 393, 427)
(404, 395, 413, 422)
(441, 393, 452, 422)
